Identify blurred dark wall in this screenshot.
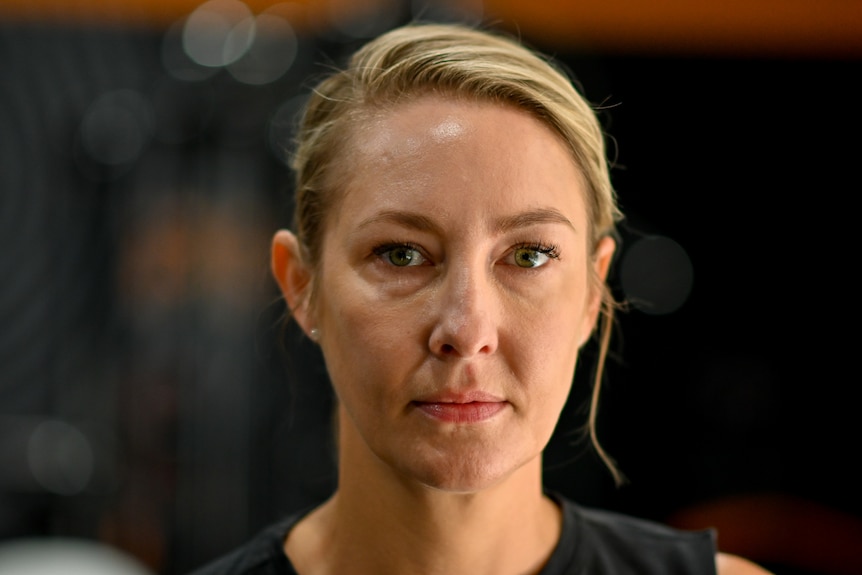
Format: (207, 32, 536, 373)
(1, 1, 860, 574)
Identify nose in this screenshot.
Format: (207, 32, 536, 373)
(428, 262, 499, 359)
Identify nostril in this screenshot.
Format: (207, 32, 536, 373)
(441, 343, 456, 354)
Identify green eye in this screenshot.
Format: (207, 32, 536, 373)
(513, 247, 549, 268)
(373, 243, 427, 267)
(388, 246, 417, 266)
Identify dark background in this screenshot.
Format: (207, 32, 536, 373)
(1, 1, 860, 574)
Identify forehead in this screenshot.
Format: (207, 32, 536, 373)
(353, 95, 567, 161)
(330, 95, 589, 233)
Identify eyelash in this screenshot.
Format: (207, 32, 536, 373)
(372, 241, 423, 257)
(513, 242, 560, 260)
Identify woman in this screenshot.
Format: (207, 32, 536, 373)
(191, 22, 772, 575)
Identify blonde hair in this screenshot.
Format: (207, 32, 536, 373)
(290, 22, 625, 484)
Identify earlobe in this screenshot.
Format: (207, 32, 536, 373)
(271, 230, 315, 336)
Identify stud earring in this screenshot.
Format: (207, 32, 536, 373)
(309, 328, 320, 341)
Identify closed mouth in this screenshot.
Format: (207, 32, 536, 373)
(412, 399, 508, 423)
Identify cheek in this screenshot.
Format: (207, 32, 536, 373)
(314, 266, 423, 402)
(321, 278, 422, 351)
(501, 284, 587, 387)
(510, 274, 591, 352)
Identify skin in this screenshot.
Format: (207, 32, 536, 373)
(271, 96, 771, 575)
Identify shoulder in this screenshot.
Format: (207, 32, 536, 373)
(552, 495, 717, 574)
(185, 512, 304, 575)
(561, 499, 773, 575)
(573, 500, 716, 550)
(716, 552, 775, 575)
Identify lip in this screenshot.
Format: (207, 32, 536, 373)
(412, 391, 508, 424)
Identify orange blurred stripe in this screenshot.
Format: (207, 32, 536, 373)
(1, 0, 860, 56)
(484, 0, 862, 56)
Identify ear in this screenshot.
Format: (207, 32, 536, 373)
(271, 230, 315, 337)
(592, 235, 616, 286)
(579, 235, 616, 346)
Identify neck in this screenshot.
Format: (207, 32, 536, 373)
(287, 412, 562, 575)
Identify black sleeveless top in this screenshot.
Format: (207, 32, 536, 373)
(188, 494, 717, 574)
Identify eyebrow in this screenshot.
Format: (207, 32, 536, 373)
(357, 207, 576, 235)
(492, 207, 576, 234)
(357, 211, 444, 235)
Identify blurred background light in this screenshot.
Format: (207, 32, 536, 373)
(0, 538, 155, 575)
(182, 0, 254, 67)
(227, 13, 297, 85)
(619, 235, 694, 315)
(27, 420, 94, 496)
(78, 89, 154, 167)
(162, 18, 220, 81)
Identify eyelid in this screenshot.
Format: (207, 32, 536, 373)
(372, 241, 423, 256)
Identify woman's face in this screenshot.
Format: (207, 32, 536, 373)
(283, 96, 614, 493)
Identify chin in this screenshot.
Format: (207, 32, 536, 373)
(393, 447, 537, 494)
